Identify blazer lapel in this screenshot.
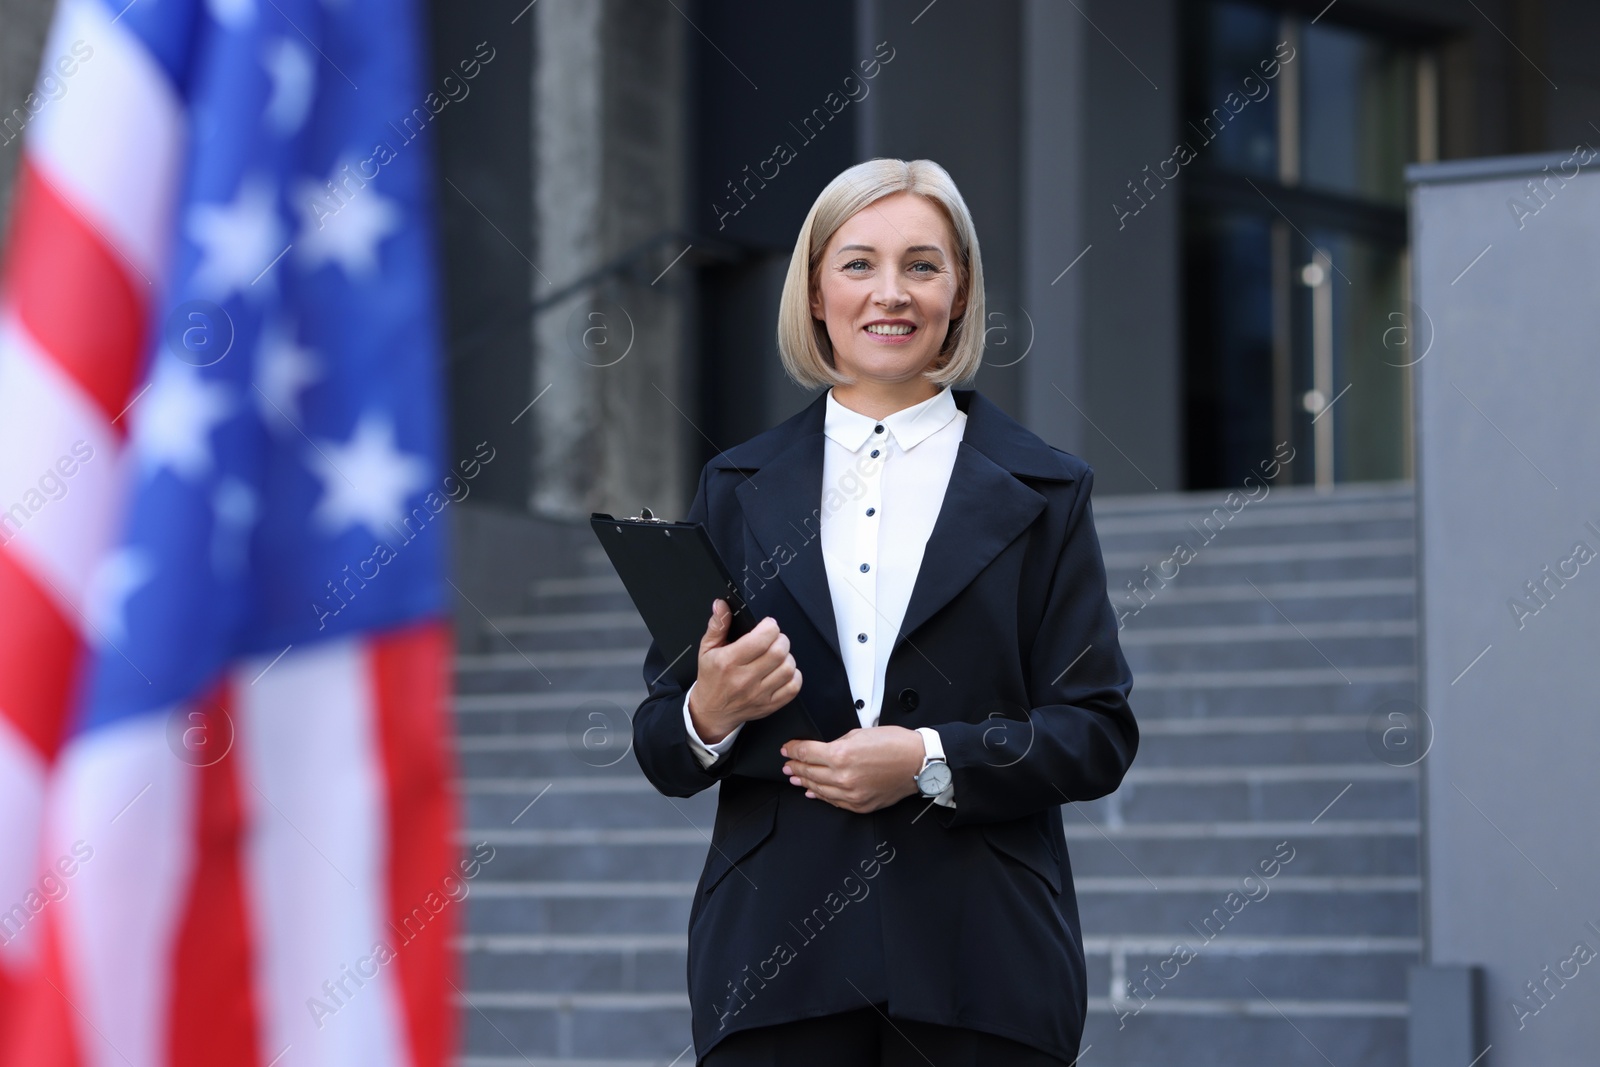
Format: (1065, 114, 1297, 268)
(734, 423, 841, 668)
(728, 388, 1074, 736)
(891, 438, 1048, 659)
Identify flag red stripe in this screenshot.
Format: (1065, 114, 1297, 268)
(371, 621, 458, 1067)
(0, 161, 145, 431)
(0, 901, 82, 1066)
(167, 688, 262, 1067)
(0, 546, 80, 760)
(0, 961, 19, 1060)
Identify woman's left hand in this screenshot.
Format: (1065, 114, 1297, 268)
(780, 726, 925, 813)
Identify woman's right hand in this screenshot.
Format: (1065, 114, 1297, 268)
(686, 599, 802, 745)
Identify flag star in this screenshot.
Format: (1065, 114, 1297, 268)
(295, 158, 402, 279)
(206, 0, 255, 27)
(188, 176, 289, 299)
(262, 38, 314, 136)
(131, 361, 234, 481)
(85, 548, 154, 647)
(212, 477, 259, 576)
(307, 412, 430, 539)
(255, 318, 321, 432)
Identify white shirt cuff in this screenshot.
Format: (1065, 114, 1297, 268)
(683, 679, 743, 768)
(915, 726, 955, 807)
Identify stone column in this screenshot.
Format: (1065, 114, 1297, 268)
(0, 0, 53, 224)
(532, 0, 687, 521)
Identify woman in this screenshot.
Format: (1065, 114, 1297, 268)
(632, 157, 1137, 1066)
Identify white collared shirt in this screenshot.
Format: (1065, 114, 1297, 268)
(682, 385, 965, 807)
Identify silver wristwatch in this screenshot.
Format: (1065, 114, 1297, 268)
(915, 754, 952, 798)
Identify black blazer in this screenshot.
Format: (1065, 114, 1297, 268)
(632, 387, 1137, 1062)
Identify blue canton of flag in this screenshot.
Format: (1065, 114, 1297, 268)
(80, 0, 450, 732)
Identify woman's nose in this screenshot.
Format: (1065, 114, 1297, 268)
(874, 273, 909, 308)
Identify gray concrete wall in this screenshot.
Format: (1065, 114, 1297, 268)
(431, 0, 535, 511)
(1077, 0, 1181, 494)
(1410, 150, 1600, 1064)
(1018, 0, 1089, 459)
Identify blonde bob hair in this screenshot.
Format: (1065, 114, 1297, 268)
(777, 158, 986, 390)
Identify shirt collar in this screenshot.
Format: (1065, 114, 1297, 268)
(823, 385, 959, 454)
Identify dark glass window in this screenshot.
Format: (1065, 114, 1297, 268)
(1183, 209, 1274, 490)
(1301, 21, 1415, 206)
(1192, 3, 1281, 180)
(1182, 1, 1417, 490)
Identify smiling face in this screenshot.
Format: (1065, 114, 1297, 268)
(808, 191, 968, 397)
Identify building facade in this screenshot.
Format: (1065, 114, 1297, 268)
(418, 0, 1598, 522)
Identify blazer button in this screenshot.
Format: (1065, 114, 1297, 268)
(898, 688, 919, 712)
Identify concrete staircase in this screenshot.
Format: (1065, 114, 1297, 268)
(452, 482, 1420, 1067)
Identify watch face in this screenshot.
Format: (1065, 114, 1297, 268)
(917, 761, 951, 796)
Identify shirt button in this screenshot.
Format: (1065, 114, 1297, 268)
(870, 449, 880, 458)
(860, 563, 870, 572)
(866, 507, 875, 516)
(857, 633, 868, 643)
(854, 698, 865, 709)
(874, 424, 884, 434)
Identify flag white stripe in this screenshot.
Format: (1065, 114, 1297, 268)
(0, 311, 128, 622)
(236, 638, 412, 1067)
(27, 0, 185, 283)
(52, 714, 195, 1067)
(0, 716, 48, 967)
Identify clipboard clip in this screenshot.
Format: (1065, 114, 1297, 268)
(622, 507, 671, 523)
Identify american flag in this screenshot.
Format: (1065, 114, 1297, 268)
(0, 0, 459, 1063)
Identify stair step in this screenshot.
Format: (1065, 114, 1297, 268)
(463, 897, 689, 938)
(453, 660, 1418, 694)
(1120, 619, 1415, 645)
(1126, 639, 1414, 674)
(454, 735, 1411, 773)
(1079, 1012, 1406, 1067)
(1094, 495, 1413, 532)
(460, 763, 1411, 791)
(458, 922, 1423, 998)
(1108, 558, 1415, 589)
(1130, 678, 1417, 718)
(452, 715, 1401, 777)
(451, 713, 1413, 772)
(1088, 943, 1416, 1005)
(462, 783, 1413, 831)
(1092, 480, 1412, 516)
(457, 822, 1417, 887)
(1104, 537, 1413, 569)
(500, 583, 1419, 635)
(453, 1002, 1409, 1065)
(1078, 887, 1417, 937)
(462, 819, 1417, 847)
(457, 1000, 691, 1065)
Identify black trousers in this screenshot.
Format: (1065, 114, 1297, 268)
(699, 1004, 1074, 1066)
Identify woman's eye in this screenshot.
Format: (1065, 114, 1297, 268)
(843, 259, 870, 271)
(910, 261, 936, 273)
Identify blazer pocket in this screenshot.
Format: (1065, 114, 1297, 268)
(981, 816, 1063, 896)
(699, 793, 779, 897)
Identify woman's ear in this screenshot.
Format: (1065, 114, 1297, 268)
(809, 282, 824, 320)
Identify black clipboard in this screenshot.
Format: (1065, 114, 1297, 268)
(590, 508, 821, 778)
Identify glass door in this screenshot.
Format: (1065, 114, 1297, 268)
(1181, 0, 1430, 490)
